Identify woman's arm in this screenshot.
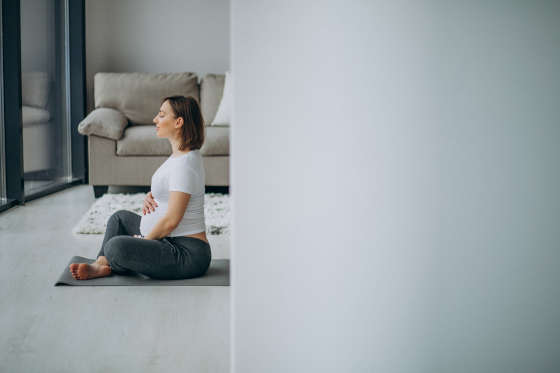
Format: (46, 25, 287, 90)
(144, 216, 176, 240)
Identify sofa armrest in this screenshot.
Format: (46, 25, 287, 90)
(77, 107, 129, 140)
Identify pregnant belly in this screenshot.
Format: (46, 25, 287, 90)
(139, 206, 166, 237)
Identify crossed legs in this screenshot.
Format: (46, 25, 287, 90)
(69, 209, 141, 280)
(69, 209, 206, 280)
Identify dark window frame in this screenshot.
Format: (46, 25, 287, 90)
(0, 0, 86, 213)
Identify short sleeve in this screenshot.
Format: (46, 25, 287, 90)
(169, 165, 198, 194)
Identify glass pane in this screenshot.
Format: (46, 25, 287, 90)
(21, 0, 70, 196)
(0, 0, 6, 207)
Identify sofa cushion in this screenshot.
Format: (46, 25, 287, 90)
(77, 108, 129, 140)
(117, 125, 171, 156)
(22, 106, 51, 126)
(95, 72, 199, 126)
(200, 74, 225, 126)
(211, 71, 231, 126)
(201, 126, 229, 156)
(116, 125, 229, 156)
(22, 71, 50, 109)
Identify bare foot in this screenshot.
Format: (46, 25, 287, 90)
(69, 262, 111, 280)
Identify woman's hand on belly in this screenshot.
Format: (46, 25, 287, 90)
(140, 205, 165, 237)
(143, 191, 159, 215)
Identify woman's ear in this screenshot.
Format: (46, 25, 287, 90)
(176, 117, 184, 128)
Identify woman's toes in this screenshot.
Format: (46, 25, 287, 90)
(69, 263, 80, 273)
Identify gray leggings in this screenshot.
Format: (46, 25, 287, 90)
(97, 210, 212, 280)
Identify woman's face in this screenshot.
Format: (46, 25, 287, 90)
(153, 100, 179, 138)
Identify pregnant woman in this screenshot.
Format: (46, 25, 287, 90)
(69, 95, 211, 280)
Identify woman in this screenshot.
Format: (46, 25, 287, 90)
(69, 95, 211, 280)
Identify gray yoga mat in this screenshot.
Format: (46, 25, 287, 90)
(55, 256, 230, 286)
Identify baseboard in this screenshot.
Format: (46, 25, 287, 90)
(24, 168, 59, 181)
(104, 185, 229, 195)
(205, 185, 229, 194)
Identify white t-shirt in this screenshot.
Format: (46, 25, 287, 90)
(139, 149, 206, 237)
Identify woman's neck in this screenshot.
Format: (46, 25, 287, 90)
(170, 139, 191, 156)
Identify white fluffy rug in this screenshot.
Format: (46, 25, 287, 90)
(72, 192, 230, 237)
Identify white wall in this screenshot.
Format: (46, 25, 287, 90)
(85, 0, 230, 113)
(231, 1, 560, 372)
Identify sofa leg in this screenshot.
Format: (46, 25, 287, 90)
(93, 185, 109, 198)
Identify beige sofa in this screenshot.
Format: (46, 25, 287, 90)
(78, 72, 229, 198)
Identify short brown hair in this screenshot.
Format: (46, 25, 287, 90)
(161, 95, 205, 151)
